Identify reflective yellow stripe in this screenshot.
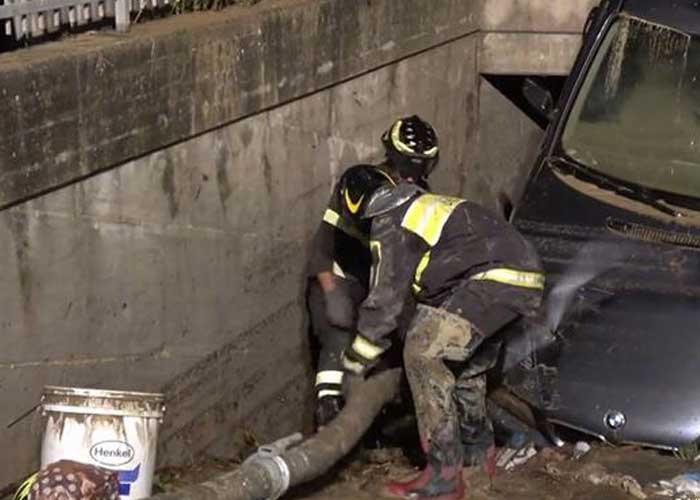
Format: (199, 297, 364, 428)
(323, 208, 340, 227)
(14, 473, 38, 500)
(470, 268, 545, 289)
(323, 208, 368, 245)
(369, 240, 382, 289)
(318, 389, 342, 399)
(412, 250, 431, 294)
(391, 120, 438, 158)
(401, 195, 463, 246)
(344, 189, 365, 214)
(352, 335, 385, 360)
(342, 354, 366, 375)
(391, 120, 414, 154)
(373, 168, 398, 186)
(423, 146, 438, 157)
(315, 370, 344, 386)
(332, 262, 346, 279)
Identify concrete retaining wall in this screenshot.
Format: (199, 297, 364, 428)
(479, 0, 599, 75)
(0, 0, 479, 484)
(0, 0, 602, 486)
(0, 0, 477, 209)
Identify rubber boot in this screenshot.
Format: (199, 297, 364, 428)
(483, 444, 497, 480)
(383, 465, 465, 500)
(408, 464, 465, 500)
(382, 437, 433, 498)
(383, 436, 465, 500)
(382, 465, 436, 499)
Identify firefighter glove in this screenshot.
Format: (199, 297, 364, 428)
(324, 287, 355, 328)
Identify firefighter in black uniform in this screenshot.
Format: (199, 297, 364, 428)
(307, 115, 440, 427)
(341, 181, 545, 500)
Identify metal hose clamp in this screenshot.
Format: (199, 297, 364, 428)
(243, 432, 303, 500)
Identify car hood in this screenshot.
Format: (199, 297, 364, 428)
(548, 289, 700, 448)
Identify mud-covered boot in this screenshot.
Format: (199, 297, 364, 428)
(382, 437, 434, 498)
(383, 435, 465, 500)
(463, 443, 497, 484)
(382, 465, 435, 498)
(483, 444, 497, 480)
(382, 465, 465, 500)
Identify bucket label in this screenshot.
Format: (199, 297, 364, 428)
(117, 464, 141, 497)
(90, 441, 135, 467)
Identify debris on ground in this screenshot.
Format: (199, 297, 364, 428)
(153, 456, 241, 493)
(153, 440, 700, 500)
(496, 442, 538, 471)
(574, 441, 593, 460)
(544, 461, 647, 499)
(650, 472, 700, 498)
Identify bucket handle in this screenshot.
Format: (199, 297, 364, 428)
(42, 404, 165, 420)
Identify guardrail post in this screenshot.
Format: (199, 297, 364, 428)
(115, 0, 129, 31)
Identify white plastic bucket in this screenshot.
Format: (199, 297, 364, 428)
(40, 386, 165, 500)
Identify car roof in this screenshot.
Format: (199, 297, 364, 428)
(623, 0, 700, 36)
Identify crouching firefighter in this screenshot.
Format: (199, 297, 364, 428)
(307, 115, 440, 427)
(342, 184, 545, 500)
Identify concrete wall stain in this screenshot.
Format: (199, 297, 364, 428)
(161, 154, 179, 218)
(159, 301, 298, 422)
(215, 142, 232, 211)
(262, 152, 273, 194)
(240, 127, 254, 149)
(6, 211, 33, 332)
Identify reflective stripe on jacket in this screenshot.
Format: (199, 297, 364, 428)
(357, 191, 544, 349)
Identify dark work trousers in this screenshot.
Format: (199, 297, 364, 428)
(307, 277, 367, 399)
(403, 280, 542, 470)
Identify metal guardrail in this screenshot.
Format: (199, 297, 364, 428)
(0, 0, 168, 39)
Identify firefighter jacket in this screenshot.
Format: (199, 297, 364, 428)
(309, 164, 427, 286)
(344, 187, 544, 369)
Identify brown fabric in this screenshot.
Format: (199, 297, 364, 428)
(28, 460, 120, 500)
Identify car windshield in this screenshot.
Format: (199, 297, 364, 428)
(562, 14, 700, 200)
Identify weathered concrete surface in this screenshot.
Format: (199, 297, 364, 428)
(467, 77, 543, 214)
(0, 33, 479, 484)
(478, 0, 599, 75)
(480, 0, 600, 33)
(480, 33, 584, 75)
(0, 0, 591, 487)
(0, 0, 478, 209)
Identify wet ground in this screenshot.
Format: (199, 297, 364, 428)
(158, 442, 700, 500)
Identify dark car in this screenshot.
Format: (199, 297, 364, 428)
(502, 0, 700, 450)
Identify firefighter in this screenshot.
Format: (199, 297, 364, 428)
(307, 115, 440, 427)
(341, 183, 545, 500)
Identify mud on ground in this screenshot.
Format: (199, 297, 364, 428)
(160, 443, 699, 500)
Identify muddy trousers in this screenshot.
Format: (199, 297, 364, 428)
(307, 278, 367, 398)
(403, 306, 487, 482)
(404, 293, 524, 479)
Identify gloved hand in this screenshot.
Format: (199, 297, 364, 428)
(324, 288, 356, 328)
(315, 394, 344, 428)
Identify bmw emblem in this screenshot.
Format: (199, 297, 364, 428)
(604, 410, 627, 430)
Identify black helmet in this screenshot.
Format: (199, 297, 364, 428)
(381, 115, 439, 182)
(339, 165, 396, 223)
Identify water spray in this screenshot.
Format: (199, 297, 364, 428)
(503, 239, 634, 370)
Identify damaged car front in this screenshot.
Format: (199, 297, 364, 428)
(506, 0, 700, 450)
